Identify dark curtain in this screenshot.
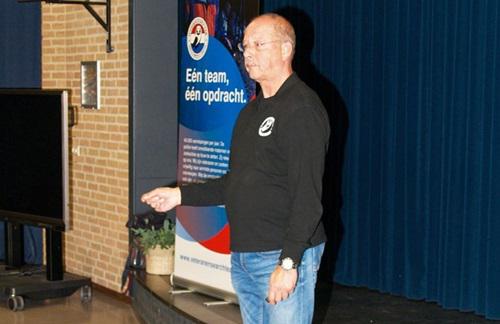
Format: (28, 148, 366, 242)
(0, 1, 42, 264)
(263, 0, 500, 319)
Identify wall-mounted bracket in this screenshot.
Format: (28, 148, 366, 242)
(18, 0, 113, 53)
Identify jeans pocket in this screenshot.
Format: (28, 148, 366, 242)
(254, 249, 281, 260)
(312, 243, 325, 272)
(244, 250, 282, 275)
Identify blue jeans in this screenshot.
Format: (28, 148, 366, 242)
(231, 243, 325, 324)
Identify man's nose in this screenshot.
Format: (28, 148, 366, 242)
(243, 48, 253, 59)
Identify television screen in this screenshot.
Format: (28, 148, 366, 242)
(0, 89, 69, 231)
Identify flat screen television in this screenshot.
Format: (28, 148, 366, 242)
(0, 89, 69, 231)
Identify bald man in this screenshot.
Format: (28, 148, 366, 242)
(142, 13, 330, 324)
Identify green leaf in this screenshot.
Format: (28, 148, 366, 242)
(132, 219, 175, 253)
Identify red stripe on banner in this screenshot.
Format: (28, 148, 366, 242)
(199, 223, 230, 254)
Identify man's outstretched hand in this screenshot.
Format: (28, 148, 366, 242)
(141, 187, 181, 212)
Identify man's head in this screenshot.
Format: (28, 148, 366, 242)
(242, 14, 295, 90)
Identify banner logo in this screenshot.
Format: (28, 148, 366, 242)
(258, 117, 275, 137)
(187, 17, 209, 61)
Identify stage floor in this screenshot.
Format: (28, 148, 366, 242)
(133, 271, 494, 323)
(314, 280, 494, 323)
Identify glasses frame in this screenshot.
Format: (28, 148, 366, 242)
(239, 39, 282, 53)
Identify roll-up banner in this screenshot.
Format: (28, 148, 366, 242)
(174, 0, 259, 301)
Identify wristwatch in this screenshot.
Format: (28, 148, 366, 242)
(279, 257, 297, 271)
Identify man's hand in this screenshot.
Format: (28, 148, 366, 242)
(266, 266, 298, 305)
(141, 187, 181, 212)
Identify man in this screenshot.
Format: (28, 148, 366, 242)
(142, 13, 330, 324)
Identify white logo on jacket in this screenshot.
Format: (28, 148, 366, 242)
(258, 117, 275, 137)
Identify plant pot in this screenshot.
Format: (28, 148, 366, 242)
(145, 246, 174, 275)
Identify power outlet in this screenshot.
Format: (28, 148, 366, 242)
(71, 146, 81, 156)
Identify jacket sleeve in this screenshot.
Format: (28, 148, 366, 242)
(279, 106, 330, 264)
(179, 173, 228, 206)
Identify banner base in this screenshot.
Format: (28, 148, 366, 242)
(171, 273, 238, 305)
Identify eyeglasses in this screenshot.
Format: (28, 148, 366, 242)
(239, 40, 282, 52)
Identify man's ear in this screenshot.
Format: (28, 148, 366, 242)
(281, 41, 293, 60)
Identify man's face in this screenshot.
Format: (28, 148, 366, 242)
(242, 19, 283, 83)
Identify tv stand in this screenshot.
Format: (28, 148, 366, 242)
(4, 222, 24, 268)
(45, 228, 63, 280)
(1, 222, 91, 311)
(4, 222, 64, 281)
(1, 268, 92, 311)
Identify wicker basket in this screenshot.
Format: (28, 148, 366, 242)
(145, 246, 174, 275)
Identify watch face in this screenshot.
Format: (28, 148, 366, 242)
(281, 257, 294, 270)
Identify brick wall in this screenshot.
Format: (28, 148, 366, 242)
(42, 1, 129, 292)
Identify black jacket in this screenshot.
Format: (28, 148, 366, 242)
(180, 73, 330, 264)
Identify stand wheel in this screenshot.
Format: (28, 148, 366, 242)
(7, 295, 24, 312)
(80, 285, 92, 303)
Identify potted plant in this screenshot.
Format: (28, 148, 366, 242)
(132, 219, 175, 275)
